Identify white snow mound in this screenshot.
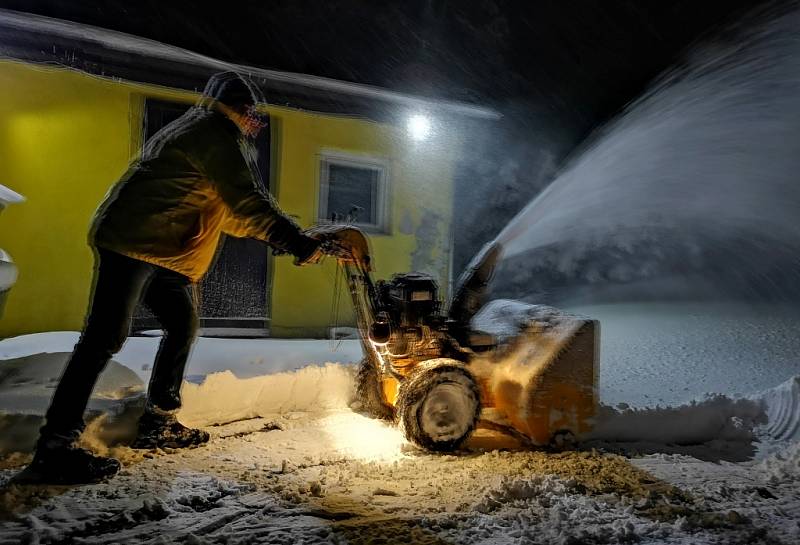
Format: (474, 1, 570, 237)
(589, 395, 766, 445)
(178, 363, 355, 427)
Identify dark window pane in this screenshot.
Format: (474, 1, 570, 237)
(199, 236, 268, 319)
(326, 163, 379, 224)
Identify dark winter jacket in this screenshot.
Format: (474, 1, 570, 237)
(92, 107, 305, 282)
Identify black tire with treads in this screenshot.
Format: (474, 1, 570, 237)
(396, 358, 481, 452)
(352, 357, 394, 420)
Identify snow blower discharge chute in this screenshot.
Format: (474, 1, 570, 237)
(311, 225, 599, 452)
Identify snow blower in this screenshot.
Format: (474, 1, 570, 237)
(311, 225, 599, 452)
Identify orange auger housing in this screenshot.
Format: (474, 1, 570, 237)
(470, 316, 599, 446)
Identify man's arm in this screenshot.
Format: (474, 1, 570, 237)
(197, 121, 320, 261)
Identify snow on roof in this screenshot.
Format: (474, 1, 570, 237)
(0, 183, 24, 206)
(0, 8, 501, 121)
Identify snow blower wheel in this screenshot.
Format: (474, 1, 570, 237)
(396, 359, 481, 452)
(353, 357, 395, 421)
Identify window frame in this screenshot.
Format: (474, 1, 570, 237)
(317, 150, 391, 234)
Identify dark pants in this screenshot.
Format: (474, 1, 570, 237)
(40, 249, 197, 444)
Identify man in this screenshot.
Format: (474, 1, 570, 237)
(21, 71, 321, 484)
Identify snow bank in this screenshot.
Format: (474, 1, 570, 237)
(0, 332, 154, 371)
(0, 352, 143, 411)
(178, 364, 355, 427)
(588, 396, 765, 445)
(587, 374, 800, 462)
(0, 352, 145, 455)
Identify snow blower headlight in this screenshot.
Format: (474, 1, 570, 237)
(369, 312, 392, 345)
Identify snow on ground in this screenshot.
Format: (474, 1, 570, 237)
(0, 301, 799, 543)
(1, 409, 798, 544)
(564, 301, 800, 408)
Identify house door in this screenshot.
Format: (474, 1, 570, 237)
(132, 98, 271, 335)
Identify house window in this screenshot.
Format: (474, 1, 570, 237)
(318, 152, 389, 232)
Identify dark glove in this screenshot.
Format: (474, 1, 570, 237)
(291, 232, 323, 266)
(267, 218, 322, 265)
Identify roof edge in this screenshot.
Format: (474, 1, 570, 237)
(0, 8, 501, 121)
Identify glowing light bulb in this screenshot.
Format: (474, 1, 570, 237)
(407, 114, 432, 141)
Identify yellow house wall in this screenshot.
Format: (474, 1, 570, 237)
(0, 60, 458, 338)
(0, 62, 201, 337)
(268, 110, 457, 337)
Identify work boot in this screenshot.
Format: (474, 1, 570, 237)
(15, 445, 120, 485)
(131, 410, 210, 450)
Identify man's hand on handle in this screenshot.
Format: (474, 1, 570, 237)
(273, 224, 370, 269)
(290, 231, 324, 266)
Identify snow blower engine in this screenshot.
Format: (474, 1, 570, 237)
(310, 224, 599, 452)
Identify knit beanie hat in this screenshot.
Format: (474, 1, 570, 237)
(203, 71, 263, 107)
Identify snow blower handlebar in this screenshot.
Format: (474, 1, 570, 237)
(304, 224, 381, 347)
(305, 225, 408, 380)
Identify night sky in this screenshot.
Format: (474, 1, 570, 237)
(0, 1, 766, 130)
(0, 0, 772, 267)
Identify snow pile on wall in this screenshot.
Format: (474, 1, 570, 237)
(0, 332, 157, 378)
(0, 352, 143, 411)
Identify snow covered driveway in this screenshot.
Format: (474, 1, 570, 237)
(2, 411, 798, 545)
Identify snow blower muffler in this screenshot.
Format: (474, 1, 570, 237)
(312, 225, 599, 452)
